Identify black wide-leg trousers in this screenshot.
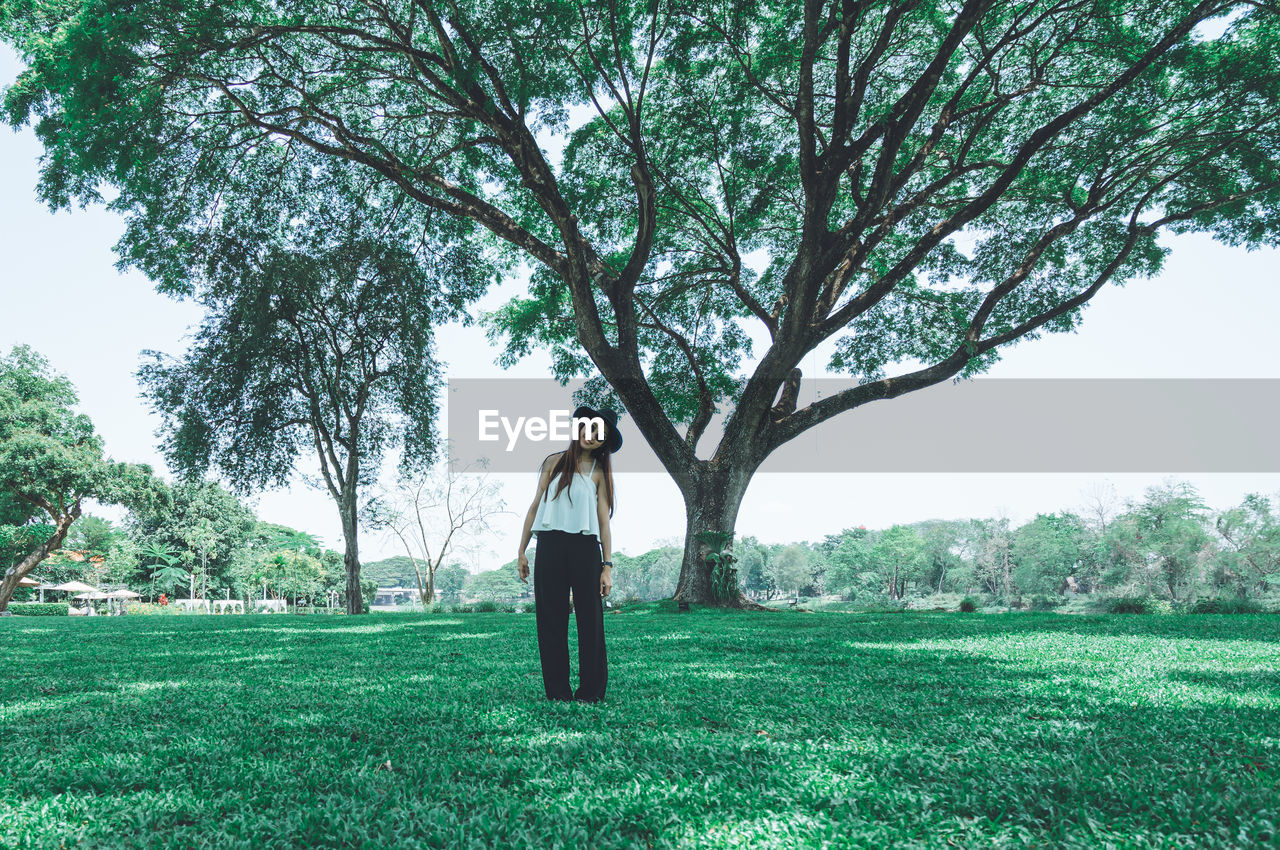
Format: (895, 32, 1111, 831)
(533, 529, 607, 702)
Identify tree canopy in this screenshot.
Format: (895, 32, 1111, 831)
(127, 139, 489, 612)
(0, 345, 161, 610)
(133, 145, 485, 493)
(4, 0, 1278, 605)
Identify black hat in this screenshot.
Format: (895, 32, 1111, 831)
(571, 404, 623, 454)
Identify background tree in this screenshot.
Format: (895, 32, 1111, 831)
(38, 515, 142, 594)
(5, 0, 1280, 607)
(870, 524, 925, 600)
(1080, 481, 1122, 537)
(132, 146, 487, 614)
(64, 515, 119, 556)
(138, 539, 180, 603)
(127, 480, 257, 601)
(914, 520, 966, 594)
(819, 526, 874, 601)
(596, 544, 682, 601)
(0, 346, 161, 612)
(367, 447, 510, 605)
(1098, 480, 1217, 600)
(433, 564, 469, 604)
(244, 523, 323, 557)
(1100, 511, 1146, 595)
(968, 516, 1013, 598)
(466, 567, 529, 603)
(734, 536, 772, 599)
(150, 563, 191, 600)
(361, 556, 425, 589)
(247, 549, 327, 607)
(771, 544, 813, 599)
(1010, 512, 1089, 597)
(1212, 492, 1280, 596)
(1130, 480, 1215, 601)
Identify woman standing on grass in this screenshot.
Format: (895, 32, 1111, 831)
(517, 404, 621, 703)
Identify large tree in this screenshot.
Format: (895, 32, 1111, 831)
(0, 346, 160, 613)
(133, 145, 486, 614)
(4, 1, 1279, 606)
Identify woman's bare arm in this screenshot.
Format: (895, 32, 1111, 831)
(596, 471, 612, 567)
(518, 453, 560, 557)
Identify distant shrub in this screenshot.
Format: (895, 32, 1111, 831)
(959, 596, 978, 613)
(856, 600, 908, 613)
(468, 596, 517, 611)
(1057, 596, 1105, 615)
(1029, 594, 1063, 612)
(906, 594, 963, 612)
(1188, 597, 1265, 615)
(1106, 596, 1152, 614)
(847, 592, 906, 612)
(124, 602, 183, 615)
(7, 602, 68, 616)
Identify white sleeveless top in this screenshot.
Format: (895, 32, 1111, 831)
(532, 455, 600, 540)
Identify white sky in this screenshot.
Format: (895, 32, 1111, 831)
(3, 43, 1280, 572)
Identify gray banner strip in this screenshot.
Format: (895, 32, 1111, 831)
(444, 378, 1280, 473)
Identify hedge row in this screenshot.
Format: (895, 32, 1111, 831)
(5, 602, 69, 616)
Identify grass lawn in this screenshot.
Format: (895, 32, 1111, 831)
(2, 607, 1278, 849)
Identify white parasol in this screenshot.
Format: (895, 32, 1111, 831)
(50, 580, 100, 594)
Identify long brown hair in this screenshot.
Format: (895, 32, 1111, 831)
(539, 440, 615, 518)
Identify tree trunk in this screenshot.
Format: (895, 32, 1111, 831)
(341, 496, 363, 615)
(672, 461, 769, 609)
(0, 511, 77, 613)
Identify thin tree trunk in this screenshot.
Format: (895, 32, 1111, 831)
(341, 494, 363, 614)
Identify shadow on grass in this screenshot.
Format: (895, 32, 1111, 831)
(1, 613, 1277, 848)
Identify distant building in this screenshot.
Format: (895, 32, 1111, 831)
(373, 586, 420, 606)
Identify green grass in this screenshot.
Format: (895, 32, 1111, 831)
(2, 610, 1278, 849)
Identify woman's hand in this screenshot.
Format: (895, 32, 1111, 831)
(600, 567, 612, 598)
(517, 552, 529, 583)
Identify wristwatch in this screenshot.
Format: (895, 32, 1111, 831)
(602, 561, 613, 567)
